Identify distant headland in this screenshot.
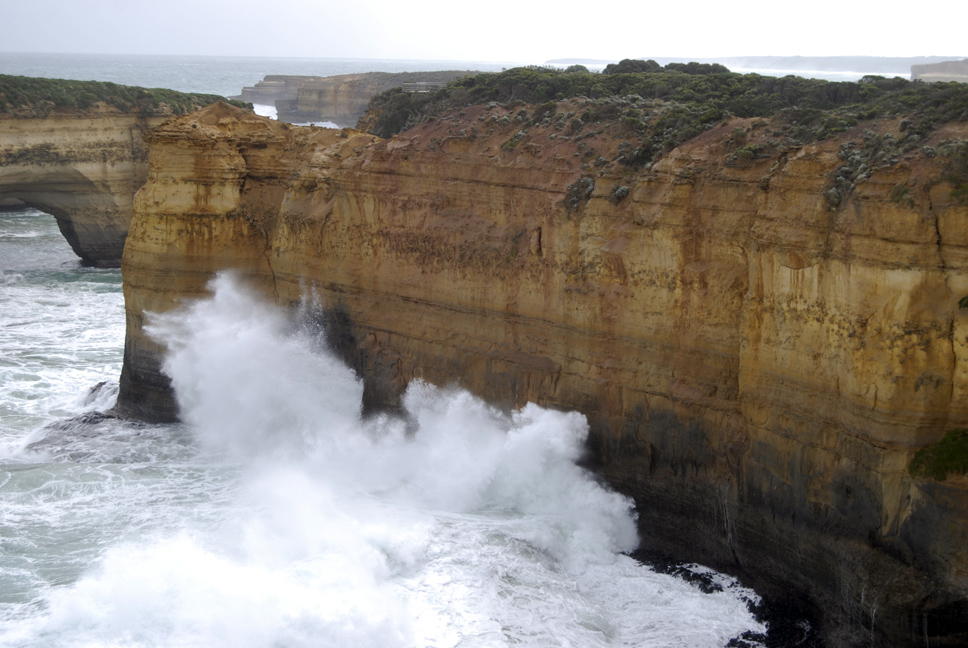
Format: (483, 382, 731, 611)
(549, 55, 964, 80)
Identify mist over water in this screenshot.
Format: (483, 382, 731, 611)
(251, 103, 340, 128)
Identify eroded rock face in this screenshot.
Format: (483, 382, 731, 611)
(0, 106, 169, 266)
(116, 102, 968, 647)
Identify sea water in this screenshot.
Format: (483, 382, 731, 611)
(0, 54, 770, 646)
(0, 53, 519, 98)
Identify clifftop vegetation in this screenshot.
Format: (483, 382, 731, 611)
(0, 75, 251, 117)
(361, 61, 968, 163)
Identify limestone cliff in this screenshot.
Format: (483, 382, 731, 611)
(0, 105, 170, 265)
(238, 74, 325, 105)
(116, 102, 968, 647)
(911, 59, 968, 83)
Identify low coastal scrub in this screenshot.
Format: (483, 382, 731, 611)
(909, 429, 968, 481)
(0, 75, 250, 116)
(939, 138, 968, 204)
(362, 61, 968, 168)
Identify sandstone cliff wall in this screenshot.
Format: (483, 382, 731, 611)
(911, 59, 968, 83)
(238, 75, 325, 105)
(0, 106, 169, 266)
(116, 103, 968, 647)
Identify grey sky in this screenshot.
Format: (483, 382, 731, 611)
(2, 0, 966, 63)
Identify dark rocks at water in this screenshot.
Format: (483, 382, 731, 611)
(42, 409, 125, 431)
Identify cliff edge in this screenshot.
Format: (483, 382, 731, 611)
(116, 98, 968, 646)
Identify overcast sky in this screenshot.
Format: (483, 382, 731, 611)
(2, 0, 966, 63)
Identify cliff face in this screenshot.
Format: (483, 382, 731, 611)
(286, 74, 386, 125)
(117, 102, 968, 646)
(0, 105, 169, 266)
(911, 59, 968, 83)
(237, 75, 325, 105)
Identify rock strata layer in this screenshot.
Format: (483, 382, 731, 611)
(0, 105, 169, 266)
(117, 102, 968, 647)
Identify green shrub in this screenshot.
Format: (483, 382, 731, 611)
(735, 144, 760, 161)
(909, 429, 968, 481)
(889, 184, 916, 207)
(359, 65, 968, 175)
(565, 177, 595, 211)
(611, 185, 630, 202)
(567, 117, 585, 135)
(602, 59, 662, 75)
(0, 74, 249, 116)
(938, 139, 968, 204)
(366, 66, 968, 140)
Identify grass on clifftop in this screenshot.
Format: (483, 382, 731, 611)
(362, 61, 968, 160)
(0, 75, 251, 117)
(909, 429, 968, 481)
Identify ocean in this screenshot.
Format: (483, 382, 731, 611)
(0, 54, 770, 647)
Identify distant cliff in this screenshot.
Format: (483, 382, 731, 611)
(912, 59, 968, 83)
(549, 55, 958, 78)
(115, 95, 968, 646)
(237, 74, 325, 105)
(241, 72, 475, 126)
(0, 75, 249, 266)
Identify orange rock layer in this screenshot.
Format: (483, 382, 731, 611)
(117, 102, 968, 647)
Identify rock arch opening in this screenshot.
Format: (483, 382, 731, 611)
(0, 110, 164, 268)
(0, 177, 130, 268)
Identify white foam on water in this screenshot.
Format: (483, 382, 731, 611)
(297, 120, 340, 128)
(1, 272, 765, 647)
(0, 210, 125, 456)
(251, 103, 277, 119)
(250, 103, 338, 128)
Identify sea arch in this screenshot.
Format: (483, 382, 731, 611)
(0, 110, 167, 267)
